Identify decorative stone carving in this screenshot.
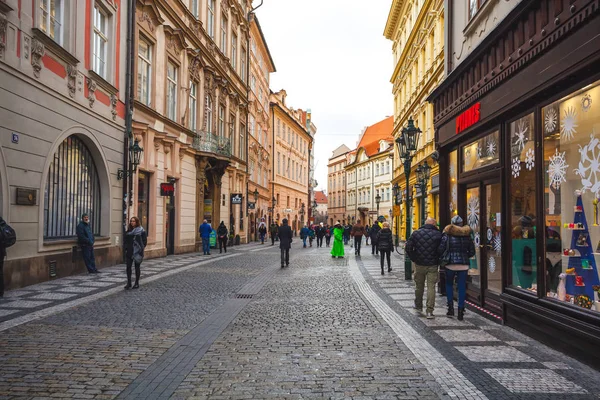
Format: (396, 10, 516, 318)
(166, 35, 182, 56)
(221, 0, 230, 12)
(31, 38, 45, 78)
(67, 65, 77, 98)
(87, 78, 97, 107)
(77, 72, 83, 93)
(192, 20, 203, 37)
(207, 42, 217, 59)
(111, 94, 118, 120)
(0, 14, 7, 59)
(23, 35, 30, 59)
(189, 56, 202, 82)
(137, 12, 155, 33)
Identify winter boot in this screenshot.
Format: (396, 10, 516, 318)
(446, 304, 454, 317)
(457, 307, 465, 321)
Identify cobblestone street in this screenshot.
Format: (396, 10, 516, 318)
(0, 242, 599, 399)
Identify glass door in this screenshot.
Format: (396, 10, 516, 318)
(466, 186, 481, 288)
(484, 182, 502, 295)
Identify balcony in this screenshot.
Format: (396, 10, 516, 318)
(192, 131, 232, 158)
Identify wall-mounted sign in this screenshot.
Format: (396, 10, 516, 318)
(284, 208, 293, 213)
(231, 193, 243, 204)
(160, 183, 175, 196)
(16, 188, 36, 205)
(455, 102, 481, 135)
(248, 202, 255, 209)
(11, 133, 19, 144)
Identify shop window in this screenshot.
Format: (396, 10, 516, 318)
(138, 171, 150, 234)
(462, 131, 499, 173)
(449, 150, 458, 216)
(543, 80, 600, 312)
(466, 187, 481, 288)
(509, 113, 537, 292)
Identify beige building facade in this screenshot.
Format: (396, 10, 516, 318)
(327, 144, 350, 225)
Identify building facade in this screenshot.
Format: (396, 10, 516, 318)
(131, 0, 251, 256)
(384, 0, 444, 239)
(247, 16, 275, 240)
(313, 190, 327, 225)
(345, 117, 394, 226)
(428, 0, 600, 366)
(327, 144, 350, 225)
(0, 0, 127, 288)
(270, 89, 314, 233)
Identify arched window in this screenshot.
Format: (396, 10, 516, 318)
(205, 95, 213, 133)
(44, 135, 101, 238)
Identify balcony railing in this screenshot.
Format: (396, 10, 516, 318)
(192, 131, 232, 157)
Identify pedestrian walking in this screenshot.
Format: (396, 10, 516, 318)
(325, 225, 332, 247)
(351, 219, 366, 256)
(377, 221, 394, 275)
(300, 224, 310, 248)
(343, 224, 351, 245)
(331, 221, 345, 258)
(76, 213, 99, 273)
(270, 221, 279, 245)
(0, 216, 17, 298)
(438, 215, 475, 321)
(199, 219, 212, 255)
(217, 221, 228, 253)
(308, 225, 315, 247)
(365, 224, 370, 246)
(278, 218, 293, 267)
(316, 222, 325, 247)
(369, 219, 382, 255)
(405, 217, 443, 319)
(258, 219, 267, 244)
(124, 216, 147, 290)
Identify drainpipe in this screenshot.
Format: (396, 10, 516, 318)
(122, 0, 136, 261)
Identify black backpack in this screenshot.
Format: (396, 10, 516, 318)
(0, 218, 16, 248)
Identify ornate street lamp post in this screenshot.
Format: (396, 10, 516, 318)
(375, 193, 381, 217)
(395, 118, 421, 280)
(415, 161, 431, 227)
(253, 188, 259, 241)
(271, 196, 277, 224)
(392, 182, 401, 246)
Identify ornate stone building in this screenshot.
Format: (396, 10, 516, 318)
(327, 144, 350, 225)
(247, 16, 275, 240)
(384, 0, 444, 237)
(131, 0, 251, 255)
(0, 0, 128, 288)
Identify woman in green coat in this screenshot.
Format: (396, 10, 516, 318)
(331, 221, 345, 258)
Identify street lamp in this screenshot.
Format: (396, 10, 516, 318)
(271, 196, 277, 224)
(415, 161, 431, 227)
(375, 193, 381, 216)
(253, 188, 259, 242)
(395, 117, 421, 280)
(392, 182, 401, 246)
(117, 138, 144, 180)
(300, 202, 305, 226)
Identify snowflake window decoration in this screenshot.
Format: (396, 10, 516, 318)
(525, 148, 535, 171)
(487, 140, 497, 157)
(488, 257, 496, 274)
(582, 94, 592, 112)
(548, 148, 568, 189)
(545, 106, 558, 134)
(476, 144, 482, 160)
(512, 157, 522, 178)
(561, 106, 578, 141)
(474, 232, 481, 247)
(493, 235, 502, 254)
(467, 195, 480, 230)
(513, 119, 528, 152)
(574, 134, 600, 196)
(451, 186, 457, 203)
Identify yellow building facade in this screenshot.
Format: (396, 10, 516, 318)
(385, 0, 444, 238)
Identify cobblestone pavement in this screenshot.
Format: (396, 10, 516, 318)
(0, 241, 599, 399)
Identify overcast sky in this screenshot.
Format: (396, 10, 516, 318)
(255, 0, 394, 193)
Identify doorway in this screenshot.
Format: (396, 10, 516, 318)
(165, 182, 176, 255)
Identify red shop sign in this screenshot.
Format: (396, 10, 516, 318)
(455, 102, 481, 134)
(160, 183, 175, 196)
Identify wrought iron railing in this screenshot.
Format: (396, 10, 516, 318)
(192, 131, 232, 157)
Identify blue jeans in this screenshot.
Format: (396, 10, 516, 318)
(446, 269, 468, 308)
(260, 233, 265, 243)
(81, 246, 97, 273)
(202, 238, 210, 254)
(302, 237, 307, 247)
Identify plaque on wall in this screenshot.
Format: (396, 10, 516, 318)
(16, 188, 36, 205)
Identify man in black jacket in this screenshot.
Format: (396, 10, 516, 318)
(278, 218, 293, 268)
(405, 217, 442, 319)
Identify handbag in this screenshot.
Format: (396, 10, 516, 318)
(439, 234, 451, 267)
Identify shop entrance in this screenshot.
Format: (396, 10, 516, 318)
(462, 178, 503, 312)
(165, 182, 176, 255)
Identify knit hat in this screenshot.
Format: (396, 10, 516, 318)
(451, 215, 464, 226)
(81, 213, 89, 219)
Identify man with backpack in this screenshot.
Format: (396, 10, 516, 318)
(0, 216, 16, 297)
(77, 213, 99, 273)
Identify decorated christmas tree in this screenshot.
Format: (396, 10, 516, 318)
(565, 194, 600, 303)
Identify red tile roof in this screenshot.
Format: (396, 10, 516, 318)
(314, 191, 327, 204)
(356, 116, 394, 157)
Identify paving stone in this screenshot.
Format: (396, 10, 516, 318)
(29, 293, 80, 300)
(542, 361, 572, 370)
(435, 329, 501, 342)
(484, 368, 587, 394)
(455, 346, 535, 362)
(56, 286, 99, 294)
(1, 300, 52, 309)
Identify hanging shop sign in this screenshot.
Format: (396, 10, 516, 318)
(231, 193, 243, 204)
(455, 102, 481, 135)
(248, 202, 256, 209)
(160, 183, 175, 196)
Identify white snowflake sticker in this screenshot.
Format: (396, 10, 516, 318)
(574, 133, 600, 196)
(514, 119, 528, 152)
(493, 234, 501, 255)
(548, 148, 568, 189)
(512, 157, 521, 178)
(474, 232, 481, 247)
(488, 257, 496, 273)
(467, 195, 480, 230)
(545, 107, 558, 134)
(561, 106, 578, 141)
(487, 140, 497, 157)
(525, 148, 535, 171)
(476, 144, 482, 160)
(582, 94, 592, 112)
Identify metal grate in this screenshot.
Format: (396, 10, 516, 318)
(235, 294, 253, 299)
(49, 261, 57, 278)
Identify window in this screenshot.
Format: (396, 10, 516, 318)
(241, 47, 247, 81)
(44, 135, 101, 238)
(207, 0, 215, 39)
(93, 6, 108, 79)
(40, 0, 63, 44)
(191, 0, 199, 18)
(220, 14, 227, 52)
(229, 113, 235, 139)
(250, 74, 256, 91)
(231, 32, 237, 69)
(239, 123, 245, 160)
(166, 62, 178, 121)
(205, 95, 213, 133)
(277, 152, 280, 174)
(137, 171, 150, 234)
(218, 105, 225, 137)
(189, 82, 197, 130)
(469, 0, 487, 20)
(137, 38, 152, 106)
(249, 115, 255, 136)
(376, 164, 380, 176)
(462, 131, 500, 172)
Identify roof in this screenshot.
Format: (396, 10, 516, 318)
(331, 144, 351, 158)
(356, 116, 394, 157)
(314, 191, 327, 204)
